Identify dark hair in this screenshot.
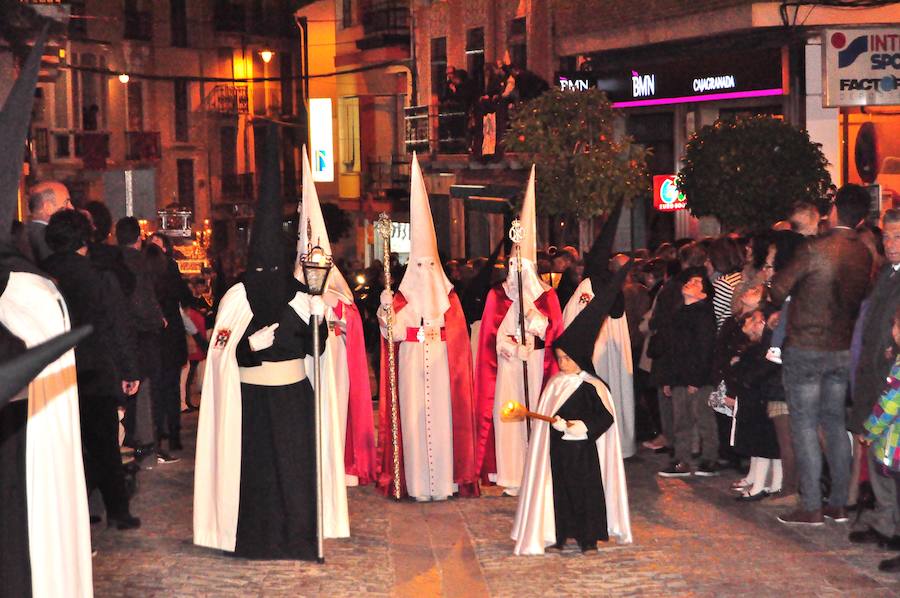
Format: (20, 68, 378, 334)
(115, 216, 141, 246)
(835, 183, 871, 227)
(84, 201, 112, 243)
(749, 231, 773, 270)
(707, 237, 742, 275)
(45, 209, 91, 254)
(150, 231, 174, 256)
(771, 230, 805, 272)
(678, 242, 707, 269)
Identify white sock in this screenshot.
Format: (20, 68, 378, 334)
(747, 457, 768, 495)
(766, 459, 783, 493)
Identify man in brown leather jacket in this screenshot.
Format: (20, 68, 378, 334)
(770, 184, 872, 526)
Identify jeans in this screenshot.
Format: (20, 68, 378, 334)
(782, 347, 851, 511)
(671, 385, 717, 464)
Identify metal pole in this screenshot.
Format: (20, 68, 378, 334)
(376, 214, 402, 499)
(515, 244, 531, 442)
(312, 313, 325, 563)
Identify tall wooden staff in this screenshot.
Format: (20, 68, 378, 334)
(509, 218, 531, 441)
(375, 213, 402, 500)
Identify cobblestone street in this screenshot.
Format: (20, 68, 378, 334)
(91, 412, 900, 597)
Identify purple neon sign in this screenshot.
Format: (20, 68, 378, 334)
(612, 87, 784, 108)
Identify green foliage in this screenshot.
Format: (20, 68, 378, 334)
(677, 116, 831, 231)
(503, 89, 649, 217)
(320, 201, 351, 242)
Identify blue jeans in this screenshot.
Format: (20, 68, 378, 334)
(782, 348, 851, 511)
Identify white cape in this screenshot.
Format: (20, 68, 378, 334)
(511, 371, 632, 555)
(194, 284, 349, 552)
(562, 277, 636, 458)
(0, 271, 93, 597)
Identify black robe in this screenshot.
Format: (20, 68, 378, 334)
(232, 299, 326, 560)
(550, 381, 614, 548)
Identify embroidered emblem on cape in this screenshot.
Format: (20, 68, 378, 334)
(579, 292, 593, 305)
(214, 329, 232, 349)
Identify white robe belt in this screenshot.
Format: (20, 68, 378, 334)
(239, 359, 307, 386)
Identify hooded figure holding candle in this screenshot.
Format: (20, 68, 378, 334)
(375, 154, 479, 501)
(511, 264, 633, 555)
(474, 166, 563, 495)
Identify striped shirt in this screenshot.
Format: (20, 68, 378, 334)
(712, 271, 743, 329)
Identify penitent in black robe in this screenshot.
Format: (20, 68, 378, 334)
(549, 381, 615, 549)
(232, 303, 325, 560)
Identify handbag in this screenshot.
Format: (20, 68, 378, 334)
(707, 380, 733, 417)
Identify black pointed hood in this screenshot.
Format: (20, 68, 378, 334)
(554, 260, 632, 377)
(583, 199, 624, 280)
(0, 325, 92, 408)
(245, 123, 288, 326)
(0, 25, 49, 243)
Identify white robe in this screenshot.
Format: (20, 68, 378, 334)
(491, 293, 549, 489)
(562, 278, 636, 458)
(380, 303, 454, 500)
(511, 371, 632, 555)
(0, 271, 93, 597)
(194, 284, 349, 552)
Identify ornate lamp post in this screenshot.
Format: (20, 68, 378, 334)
(298, 225, 332, 564)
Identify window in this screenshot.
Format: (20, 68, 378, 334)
(124, 0, 152, 41)
(69, 0, 87, 38)
(342, 0, 353, 29)
(76, 53, 103, 130)
(170, 0, 188, 47)
(220, 126, 238, 178)
(338, 97, 360, 173)
(176, 159, 195, 212)
(430, 37, 447, 99)
(280, 52, 293, 115)
(466, 27, 485, 96)
(126, 81, 143, 131)
(174, 79, 189, 142)
(252, 53, 266, 116)
(508, 17, 527, 69)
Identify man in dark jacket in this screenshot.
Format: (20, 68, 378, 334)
(657, 270, 718, 478)
(770, 184, 873, 526)
(849, 208, 900, 550)
(43, 209, 142, 529)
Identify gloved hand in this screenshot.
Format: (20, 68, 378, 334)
(551, 417, 568, 432)
(566, 420, 588, 437)
(248, 323, 279, 352)
(310, 296, 326, 318)
(516, 343, 532, 361)
(380, 290, 394, 311)
(498, 339, 517, 360)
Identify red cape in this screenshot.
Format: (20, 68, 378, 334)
(335, 301, 376, 485)
(376, 290, 480, 498)
(473, 285, 563, 482)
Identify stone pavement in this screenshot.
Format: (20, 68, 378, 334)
(91, 413, 900, 597)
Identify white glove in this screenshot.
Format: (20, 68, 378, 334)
(248, 323, 279, 352)
(310, 295, 326, 318)
(524, 308, 549, 338)
(565, 420, 588, 437)
(516, 343, 533, 361)
(380, 290, 394, 309)
(498, 339, 517, 360)
(551, 417, 568, 432)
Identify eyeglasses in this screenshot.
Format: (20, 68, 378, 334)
(762, 263, 774, 271)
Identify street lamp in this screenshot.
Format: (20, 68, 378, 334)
(298, 223, 332, 564)
(118, 73, 130, 84)
(259, 49, 274, 64)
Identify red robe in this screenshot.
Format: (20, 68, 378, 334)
(334, 301, 377, 485)
(474, 285, 563, 482)
(375, 290, 480, 498)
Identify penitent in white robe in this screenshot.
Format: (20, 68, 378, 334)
(0, 271, 93, 597)
(511, 371, 632, 555)
(562, 278, 636, 458)
(492, 295, 548, 490)
(380, 306, 454, 500)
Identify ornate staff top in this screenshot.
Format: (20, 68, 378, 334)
(508, 217, 524, 245)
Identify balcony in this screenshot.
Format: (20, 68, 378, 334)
(124, 10, 152, 41)
(207, 85, 249, 115)
(75, 132, 110, 170)
(357, 0, 410, 50)
(126, 131, 161, 161)
(404, 105, 429, 154)
(404, 105, 474, 155)
(222, 173, 255, 200)
(214, 1, 247, 33)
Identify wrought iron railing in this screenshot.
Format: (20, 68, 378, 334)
(404, 105, 429, 154)
(207, 85, 250, 115)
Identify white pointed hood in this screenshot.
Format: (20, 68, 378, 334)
(296, 147, 353, 305)
(398, 153, 453, 320)
(504, 165, 548, 305)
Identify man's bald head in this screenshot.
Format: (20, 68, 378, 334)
(28, 181, 72, 222)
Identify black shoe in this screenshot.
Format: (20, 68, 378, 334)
(133, 442, 156, 460)
(849, 527, 889, 545)
(736, 490, 769, 502)
(170, 439, 184, 452)
(883, 535, 900, 551)
(879, 555, 900, 572)
(107, 514, 141, 530)
(157, 450, 180, 464)
(580, 542, 598, 554)
(694, 461, 721, 477)
(658, 461, 691, 478)
(546, 542, 565, 552)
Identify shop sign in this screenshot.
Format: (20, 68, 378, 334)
(309, 98, 334, 182)
(823, 28, 900, 107)
(562, 47, 784, 108)
(653, 175, 687, 212)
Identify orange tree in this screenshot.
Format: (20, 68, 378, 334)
(504, 89, 648, 217)
(677, 116, 831, 231)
